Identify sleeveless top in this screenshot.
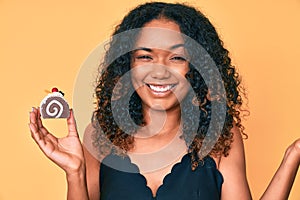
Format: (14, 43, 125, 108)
(100, 153, 223, 200)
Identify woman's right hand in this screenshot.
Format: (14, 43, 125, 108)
(29, 107, 85, 175)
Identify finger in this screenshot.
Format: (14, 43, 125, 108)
(45, 132, 58, 144)
(29, 122, 44, 145)
(30, 108, 42, 134)
(30, 107, 51, 137)
(67, 109, 79, 137)
(29, 123, 56, 158)
(36, 108, 49, 136)
(30, 108, 48, 136)
(29, 107, 38, 124)
(36, 107, 44, 129)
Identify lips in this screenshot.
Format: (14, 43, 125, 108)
(146, 83, 177, 93)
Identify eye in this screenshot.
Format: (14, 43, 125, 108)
(172, 56, 186, 61)
(170, 56, 187, 62)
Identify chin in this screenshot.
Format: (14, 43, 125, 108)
(142, 100, 181, 112)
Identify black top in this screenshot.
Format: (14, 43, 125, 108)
(100, 153, 223, 200)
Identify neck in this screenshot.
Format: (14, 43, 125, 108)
(130, 105, 183, 154)
(137, 105, 182, 138)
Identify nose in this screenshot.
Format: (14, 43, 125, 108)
(150, 64, 171, 79)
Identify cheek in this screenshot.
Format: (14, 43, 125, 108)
(179, 79, 190, 95)
(130, 68, 146, 89)
(174, 65, 189, 84)
(130, 74, 139, 90)
(174, 75, 190, 100)
(180, 65, 190, 76)
(170, 62, 189, 77)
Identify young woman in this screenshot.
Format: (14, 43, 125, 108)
(29, 2, 300, 200)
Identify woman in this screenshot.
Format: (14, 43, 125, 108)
(29, 2, 300, 200)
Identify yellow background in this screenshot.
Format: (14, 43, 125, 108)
(1, 0, 299, 199)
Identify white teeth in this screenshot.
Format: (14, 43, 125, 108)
(148, 84, 173, 92)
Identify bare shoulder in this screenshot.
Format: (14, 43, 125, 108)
(218, 125, 252, 200)
(82, 123, 101, 200)
(219, 126, 245, 165)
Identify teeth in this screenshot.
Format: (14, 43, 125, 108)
(148, 84, 173, 92)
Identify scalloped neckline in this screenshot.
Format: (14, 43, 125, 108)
(101, 153, 222, 199)
(127, 153, 190, 198)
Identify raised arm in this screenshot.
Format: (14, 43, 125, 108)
(29, 107, 89, 200)
(260, 139, 300, 200)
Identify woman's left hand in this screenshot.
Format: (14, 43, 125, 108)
(286, 138, 300, 164)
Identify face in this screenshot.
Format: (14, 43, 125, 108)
(131, 19, 190, 111)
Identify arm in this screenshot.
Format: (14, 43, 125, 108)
(66, 169, 89, 200)
(29, 107, 89, 200)
(82, 123, 101, 200)
(260, 139, 300, 200)
(83, 146, 100, 200)
(218, 126, 252, 200)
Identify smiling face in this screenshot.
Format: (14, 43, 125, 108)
(131, 19, 190, 112)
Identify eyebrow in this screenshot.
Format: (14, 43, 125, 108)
(169, 43, 185, 50)
(134, 43, 185, 52)
(135, 47, 152, 52)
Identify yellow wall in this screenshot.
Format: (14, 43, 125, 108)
(0, 0, 299, 199)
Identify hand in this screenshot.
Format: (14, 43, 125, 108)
(29, 107, 85, 175)
(293, 138, 300, 155)
(287, 138, 300, 164)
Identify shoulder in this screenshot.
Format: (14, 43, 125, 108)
(219, 125, 246, 166)
(214, 125, 252, 200)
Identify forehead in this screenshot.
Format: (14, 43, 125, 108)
(134, 20, 185, 50)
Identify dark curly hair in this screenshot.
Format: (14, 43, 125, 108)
(92, 2, 247, 170)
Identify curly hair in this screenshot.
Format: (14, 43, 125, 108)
(92, 2, 247, 170)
